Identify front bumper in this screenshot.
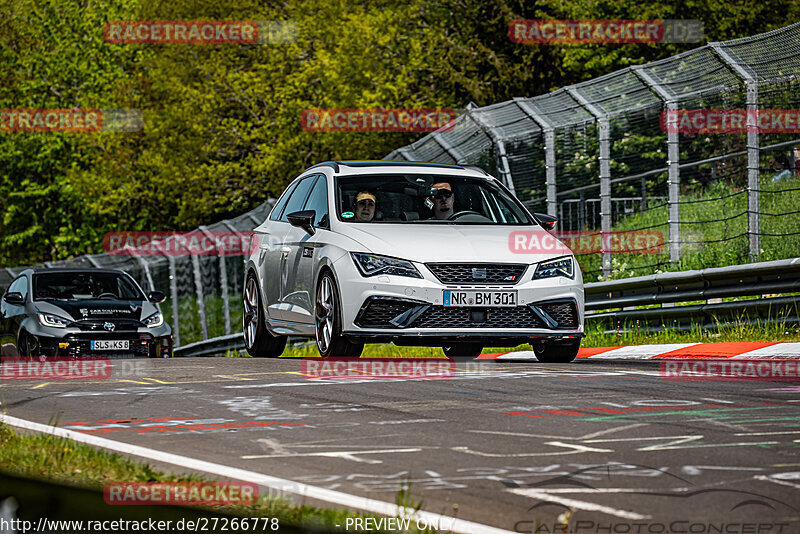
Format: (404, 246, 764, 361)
(335, 256, 584, 345)
(28, 330, 172, 358)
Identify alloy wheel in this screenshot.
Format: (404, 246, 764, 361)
(243, 276, 259, 349)
(315, 275, 334, 354)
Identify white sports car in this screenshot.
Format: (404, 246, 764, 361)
(243, 161, 584, 361)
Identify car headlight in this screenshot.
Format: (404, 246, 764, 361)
(351, 253, 422, 279)
(143, 312, 164, 327)
(38, 313, 71, 328)
(533, 256, 574, 280)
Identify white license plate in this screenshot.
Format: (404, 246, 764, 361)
(443, 290, 517, 307)
(90, 340, 130, 350)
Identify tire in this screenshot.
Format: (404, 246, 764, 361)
(315, 271, 363, 358)
(243, 272, 287, 358)
(534, 339, 580, 363)
(442, 343, 483, 358)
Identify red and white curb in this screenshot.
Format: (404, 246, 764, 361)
(478, 342, 800, 361)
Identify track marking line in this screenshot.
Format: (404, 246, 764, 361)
(116, 379, 152, 385)
(754, 475, 800, 490)
(142, 378, 173, 384)
(0, 413, 513, 534)
(506, 488, 650, 520)
(31, 382, 51, 389)
(453, 442, 613, 457)
(214, 375, 257, 381)
(469, 423, 647, 441)
(242, 448, 424, 464)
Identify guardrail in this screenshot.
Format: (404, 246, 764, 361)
(585, 257, 800, 332)
(172, 258, 800, 357)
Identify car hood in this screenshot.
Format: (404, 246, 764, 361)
(342, 224, 572, 263)
(35, 299, 157, 322)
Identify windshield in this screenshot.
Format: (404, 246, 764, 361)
(33, 272, 145, 301)
(336, 174, 533, 224)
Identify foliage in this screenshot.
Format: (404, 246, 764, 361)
(1, 0, 798, 266)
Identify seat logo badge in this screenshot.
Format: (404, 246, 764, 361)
(472, 268, 487, 279)
(104, 322, 115, 331)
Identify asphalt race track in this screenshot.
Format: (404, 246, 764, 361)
(2, 357, 800, 533)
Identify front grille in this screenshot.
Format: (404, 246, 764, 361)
(356, 299, 417, 328)
(425, 263, 527, 285)
(539, 301, 579, 329)
(414, 306, 546, 329)
(73, 319, 143, 332)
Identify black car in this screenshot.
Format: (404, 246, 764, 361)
(0, 268, 172, 358)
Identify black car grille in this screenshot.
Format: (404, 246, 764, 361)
(355, 298, 580, 330)
(414, 306, 546, 329)
(425, 263, 527, 285)
(356, 299, 417, 328)
(539, 301, 580, 329)
(73, 319, 143, 332)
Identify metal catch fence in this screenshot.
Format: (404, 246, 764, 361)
(385, 23, 800, 281)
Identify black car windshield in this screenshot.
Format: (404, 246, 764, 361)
(336, 174, 533, 224)
(33, 272, 144, 301)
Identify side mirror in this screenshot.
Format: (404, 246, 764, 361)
(533, 213, 557, 231)
(286, 210, 316, 236)
(3, 292, 25, 306)
(147, 290, 167, 304)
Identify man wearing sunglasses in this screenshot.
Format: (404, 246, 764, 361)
(429, 182, 455, 220)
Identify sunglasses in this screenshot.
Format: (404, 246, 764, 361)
(433, 190, 453, 199)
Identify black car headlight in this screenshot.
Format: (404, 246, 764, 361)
(38, 313, 71, 328)
(143, 312, 164, 327)
(533, 256, 574, 280)
(351, 253, 422, 279)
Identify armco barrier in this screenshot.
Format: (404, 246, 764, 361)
(172, 258, 800, 357)
(585, 257, 800, 332)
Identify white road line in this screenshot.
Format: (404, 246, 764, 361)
(506, 488, 650, 520)
(0, 414, 514, 534)
(587, 344, 699, 360)
(754, 475, 800, 490)
(241, 448, 423, 464)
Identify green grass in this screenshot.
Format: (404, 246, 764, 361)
(576, 176, 800, 280)
(0, 422, 433, 532)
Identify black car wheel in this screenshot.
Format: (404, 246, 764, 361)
(315, 271, 363, 358)
(243, 272, 287, 358)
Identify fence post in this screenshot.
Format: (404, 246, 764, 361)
(631, 66, 682, 264)
(710, 43, 761, 262)
(566, 87, 612, 278)
(191, 254, 209, 341)
(168, 255, 180, 347)
(513, 98, 557, 216)
(464, 107, 515, 194)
